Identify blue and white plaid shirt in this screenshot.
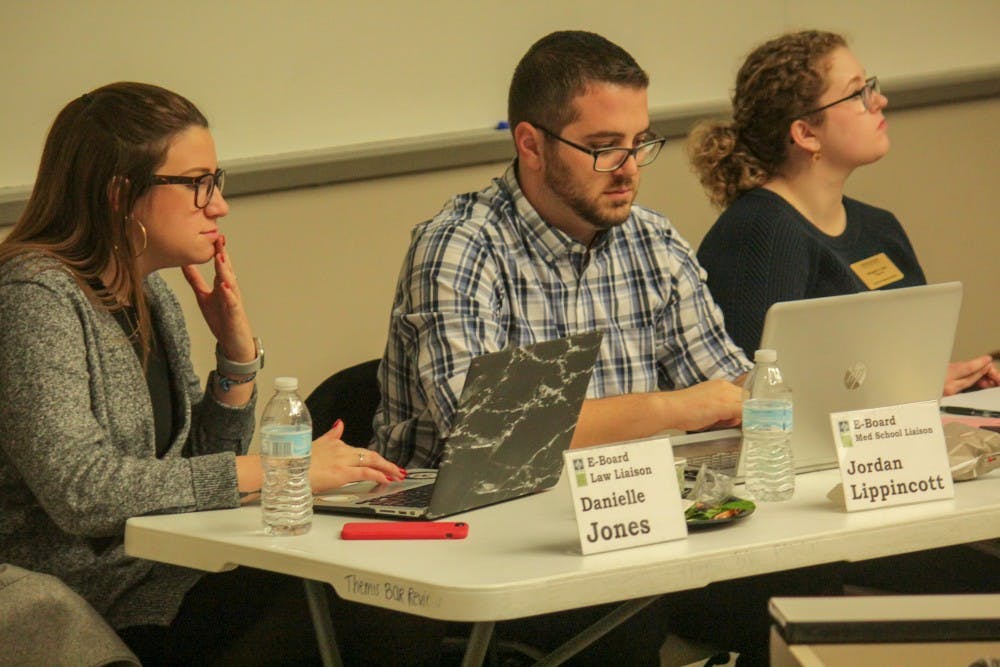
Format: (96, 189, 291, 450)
(373, 163, 751, 467)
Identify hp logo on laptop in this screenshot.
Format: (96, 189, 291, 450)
(844, 362, 867, 390)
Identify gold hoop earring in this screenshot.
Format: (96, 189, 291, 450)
(129, 216, 147, 257)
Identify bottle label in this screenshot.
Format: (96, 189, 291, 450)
(261, 424, 312, 457)
(743, 399, 793, 431)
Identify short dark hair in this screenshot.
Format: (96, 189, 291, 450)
(507, 31, 649, 133)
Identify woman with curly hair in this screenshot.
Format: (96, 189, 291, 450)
(689, 30, 997, 395)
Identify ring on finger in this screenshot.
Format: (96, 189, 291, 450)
(358, 452, 366, 466)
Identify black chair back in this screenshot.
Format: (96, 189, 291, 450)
(304, 358, 381, 446)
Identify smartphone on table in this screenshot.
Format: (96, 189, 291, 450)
(340, 521, 469, 540)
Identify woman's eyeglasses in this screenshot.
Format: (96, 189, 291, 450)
(151, 169, 225, 209)
(799, 77, 881, 117)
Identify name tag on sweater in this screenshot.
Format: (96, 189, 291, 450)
(851, 252, 904, 289)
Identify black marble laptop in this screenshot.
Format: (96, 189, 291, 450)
(314, 332, 602, 519)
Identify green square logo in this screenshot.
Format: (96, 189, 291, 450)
(838, 420, 854, 448)
(572, 458, 587, 487)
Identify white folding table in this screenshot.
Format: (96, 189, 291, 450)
(125, 468, 1000, 666)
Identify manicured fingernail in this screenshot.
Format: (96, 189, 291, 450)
(221, 281, 230, 290)
(398, 467, 407, 477)
(333, 419, 343, 430)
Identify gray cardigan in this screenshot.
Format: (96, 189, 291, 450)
(0, 254, 256, 629)
(0, 563, 140, 666)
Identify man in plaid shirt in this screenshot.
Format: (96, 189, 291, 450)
(374, 30, 751, 469)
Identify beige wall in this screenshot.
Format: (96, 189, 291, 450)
(844, 98, 999, 360)
(5, 1, 999, 188)
(158, 96, 999, 438)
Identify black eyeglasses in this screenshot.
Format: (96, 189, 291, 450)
(534, 125, 666, 172)
(798, 76, 881, 117)
(151, 169, 225, 209)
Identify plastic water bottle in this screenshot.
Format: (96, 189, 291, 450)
(742, 349, 795, 501)
(260, 377, 313, 536)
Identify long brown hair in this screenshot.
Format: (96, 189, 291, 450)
(688, 30, 846, 208)
(0, 82, 208, 360)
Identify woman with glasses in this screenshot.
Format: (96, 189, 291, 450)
(689, 30, 997, 394)
(0, 82, 408, 665)
(673, 32, 1000, 663)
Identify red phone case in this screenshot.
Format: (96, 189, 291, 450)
(340, 521, 469, 540)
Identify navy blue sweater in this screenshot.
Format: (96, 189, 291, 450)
(697, 188, 925, 356)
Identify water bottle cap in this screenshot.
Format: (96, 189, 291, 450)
(274, 376, 299, 391)
(753, 349, 777, 363)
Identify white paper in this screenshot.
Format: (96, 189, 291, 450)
(564, 436, 687, 555)
(830, 401, 954, 512)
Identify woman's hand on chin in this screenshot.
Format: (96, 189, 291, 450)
(181, 235, 255, 361)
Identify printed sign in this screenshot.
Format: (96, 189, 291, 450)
(564, 436, 687, 555)
(830, 400, 953, 512)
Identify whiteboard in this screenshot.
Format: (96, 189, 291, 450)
(2, 0, 998, 188)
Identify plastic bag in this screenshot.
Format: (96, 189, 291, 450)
(687, 463, 733, 506)
(944, 421, 1000, 481)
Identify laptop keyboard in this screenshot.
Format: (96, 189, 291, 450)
(685, 449, 739, 473)
(357, 484, 434, 507)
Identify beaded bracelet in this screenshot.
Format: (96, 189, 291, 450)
(217, 371, 257, 393)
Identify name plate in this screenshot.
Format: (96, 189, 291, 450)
(830, 400, 953, 512)
(564, 436, 687, 555)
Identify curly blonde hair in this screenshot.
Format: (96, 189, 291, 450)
(688, 30, 846, 208)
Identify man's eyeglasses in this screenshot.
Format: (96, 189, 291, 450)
(151, 169, 225, 209)
(534, 125, 666, 172)
(798, 76, 881, 117)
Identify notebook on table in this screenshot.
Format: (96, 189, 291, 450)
(672, 282, 963, 478)
(314, 331, 602, 519)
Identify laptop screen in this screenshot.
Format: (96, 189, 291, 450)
(315, 332, 603, 519)
(429, 331, 603, 516)
(758, 282, 962, 471)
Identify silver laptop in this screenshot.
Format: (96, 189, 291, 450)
(314, 332, 602, 519)
(673, 282, 962, 477)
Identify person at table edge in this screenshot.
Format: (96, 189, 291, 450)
(689, 30, 999, 396)
(372, 31, 752, 470)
